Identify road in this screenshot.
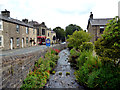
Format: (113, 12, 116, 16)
(0, 45, 57, 57)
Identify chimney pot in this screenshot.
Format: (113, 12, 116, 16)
(90, 12, 93, 19)
(1, 9, 10, 17)
(22, 19, 28, 23)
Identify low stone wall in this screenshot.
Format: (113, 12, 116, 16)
(1, 44, 67, 88)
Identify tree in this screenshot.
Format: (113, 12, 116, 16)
(95, 16, 120, 67)
(65, 24, 82, 38)
(67, 31, 91, 49)
(53, 27, 65, 42)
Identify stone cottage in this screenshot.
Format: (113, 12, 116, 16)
(0, 10, 37, 50)
(29, 21, 56, 44)
(87, 12, 113, 43)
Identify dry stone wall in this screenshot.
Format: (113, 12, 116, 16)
(1, 44, 67, 88)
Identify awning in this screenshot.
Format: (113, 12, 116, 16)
(37, 36, 46, 38)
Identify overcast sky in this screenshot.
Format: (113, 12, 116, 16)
(0, 0, 119, 30)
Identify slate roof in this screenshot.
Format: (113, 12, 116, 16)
(90, 18, 113, 25)
(0, 14, 33, 28)
(87, 18, 113, 29)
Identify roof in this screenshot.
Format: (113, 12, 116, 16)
(0, 15, 33, 28)
(90, 18, 113, 25)
(87, 18, 113, 29)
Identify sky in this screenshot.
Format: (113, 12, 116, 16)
(0, 0, 120, 30)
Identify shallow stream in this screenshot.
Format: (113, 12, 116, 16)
(45, 49, 84, 89)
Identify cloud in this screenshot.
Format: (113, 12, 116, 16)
(0, 0, 119, 30)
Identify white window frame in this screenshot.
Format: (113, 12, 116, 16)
(0, 35, 3, 47)
(0, 19, 3, 31)
(26, 27, 29, 34)
(16, 25, 19, 33)
(16, 38, 19, 46)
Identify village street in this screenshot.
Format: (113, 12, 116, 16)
(0, 44, 57, 57)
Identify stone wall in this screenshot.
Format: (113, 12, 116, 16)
(1, 44, 67, 88)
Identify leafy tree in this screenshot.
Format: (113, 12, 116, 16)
(67, 31, 91, 49)
(95, 16, 120, 67)
(53, 27, 65, 42)
(65, 24, 82, 38)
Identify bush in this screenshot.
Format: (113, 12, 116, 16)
(69, 48, 80, 68)
(95, 16, 120, 67)
(67, 31, 91, 49)
(88, 65, 120, 89)
(21, 49, 59, 89)
(75, 51, 102, 87)
(79, 42, 93, 51)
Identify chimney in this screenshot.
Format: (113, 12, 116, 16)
(22, 19, 28, 23)
(90, 12, 93, 19)
(1, 9, 10, 17)
(41, 22, 45, 25)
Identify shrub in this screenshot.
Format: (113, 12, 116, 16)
(87, 65, 120, 89)
(75, 51, 102, 87)
(67, 31, 91, 49)
(79, 42, 93, 51)
(21, 49, 59, 88)
(95, 16, 120, 67)
(69, 48, 80, 68)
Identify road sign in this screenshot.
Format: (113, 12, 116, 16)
(46, 38, 50, 47)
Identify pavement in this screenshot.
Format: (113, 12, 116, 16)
(0, 44, 57, 57)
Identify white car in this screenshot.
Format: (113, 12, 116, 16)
(61, 42, 66, 44)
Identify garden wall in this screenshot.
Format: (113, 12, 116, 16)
(1, 44, 67, 88)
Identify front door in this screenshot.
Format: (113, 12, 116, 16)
(10, 38, 13, 50)
(22, 38, 24, 48)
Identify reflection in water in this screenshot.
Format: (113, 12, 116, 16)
(45, 49, 84, 89)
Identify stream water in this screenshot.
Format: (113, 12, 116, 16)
(45, 49, 84, 89)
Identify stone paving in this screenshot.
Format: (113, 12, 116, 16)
(45, 49, 84, 89)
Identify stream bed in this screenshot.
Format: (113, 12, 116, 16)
(45, 49, 84, 89)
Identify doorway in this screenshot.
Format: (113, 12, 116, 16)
(10, 38, 13, 50)
(22, 38, 24, 48)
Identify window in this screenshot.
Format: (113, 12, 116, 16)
(0, 36, 2, 46)
(42, 29, 45, 35)
(26, 37, 28, 44)
(16, 38, 19, 46)
(26, 27, 29, 34)
(48, 32, 49, 36)
(16, 25, 19, 33)
(0, 20, 3, 30)
(100, 26, 104, 34)
(37, 28, 39, 35)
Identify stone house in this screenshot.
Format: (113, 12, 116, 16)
(29, 21, 56, 44)
(46, 29, 56, 43)
(0, 10, 37, 50)
(87, 12, 113, 43)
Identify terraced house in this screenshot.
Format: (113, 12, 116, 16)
(87, 12, 113, 43)
(29, 21, 56, 44)
(0, 10, 37, 50)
